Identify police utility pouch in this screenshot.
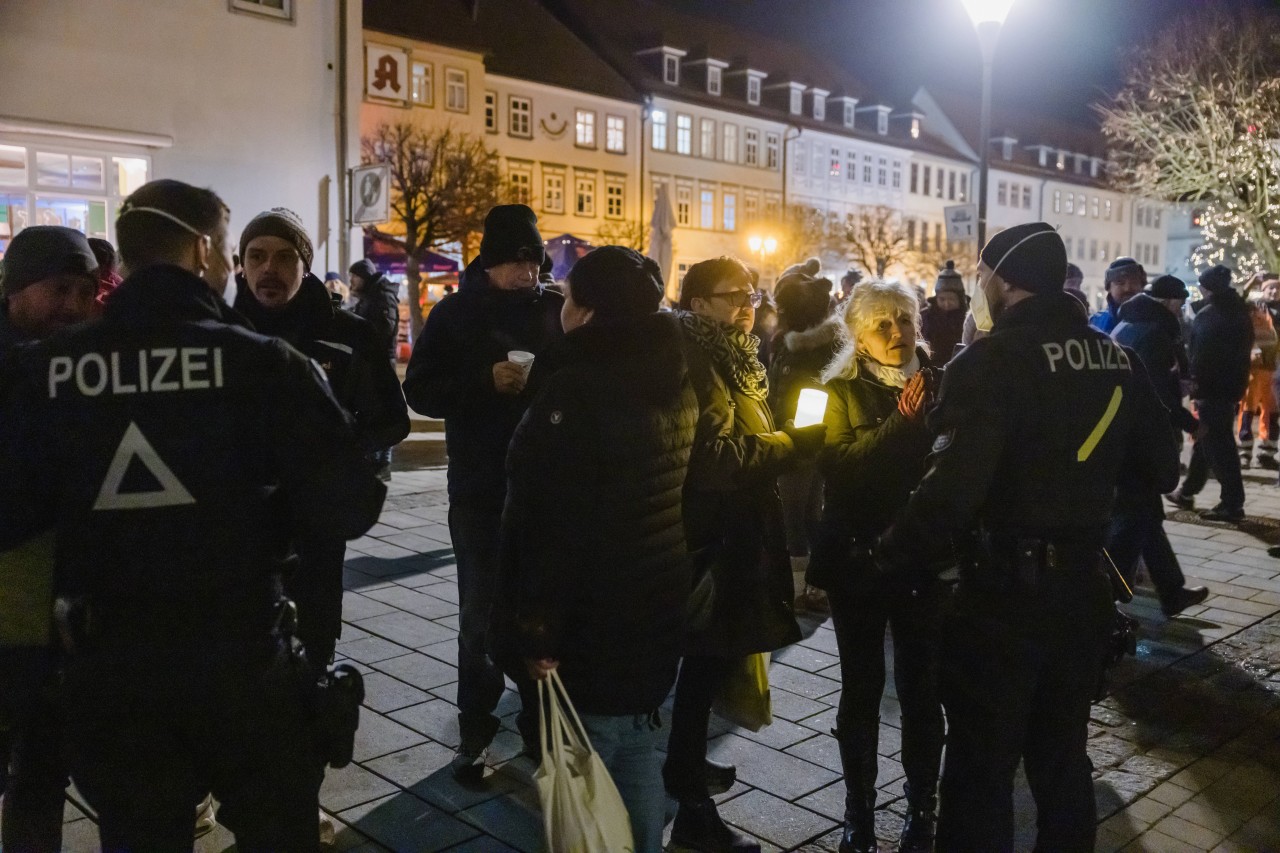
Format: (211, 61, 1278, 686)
(311, 663, 365, 768)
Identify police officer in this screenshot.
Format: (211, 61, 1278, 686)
(878, 222, 1179, 852)
(0, 179, 386, 851)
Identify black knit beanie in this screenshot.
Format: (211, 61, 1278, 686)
(1, 226, 98, 297)
(1198, 264, 1233, 294)
(566, 246, 663, 319)
(934, 260, 965, 296)
(479, 204, 545, 268)
(980, 222, 1066, 294)
(349, 259, 378, 280)
(1104, 257, 1144, 288)
(239, 208, 314, 271)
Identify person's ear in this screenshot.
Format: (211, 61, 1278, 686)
(193, 234, 212, 274)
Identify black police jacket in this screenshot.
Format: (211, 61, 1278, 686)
(401, 257, 564, 507)
(882, 291, 1179, 565)
(236, 273, 410, 453)
(0, 265, 387, 643)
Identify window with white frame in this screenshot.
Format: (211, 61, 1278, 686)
(1064, 193, 1074, 214)
(605, 180, 624, 219)
(765, 133, 780, 170)
(1153, 244, 1160, 265)
(676, 184, 691, 226)
(230, 0, 292, 20)
(813, 149, 824, 178)
(947, 170, 956, 200)
(910, 163, 919, 194)
(935, 171, 943, 198)
(1154, 208, 1162, 229)
(789, 88, 802, 115)
(998, 181, 1008, 206)
(906, 219, 916, 250)
(960, 173, 968, 200)
(764, 193, 781, 219)
(664, 55, 679, 85)
(922, 166, 931, 196)
(1090, 239, 1098, 261)
(723, 124, 738, 163)
(1100, 241, 1109, 261)
(1077, 193, 1086, 216)
(1078, 239, 1085, 260)
(509, 96, 532, 138)
(828, 148, 839, 179)
(921, 221, 930, 252)
(708, 66, 722, 95)
(1065, 237, 1073, 258)
(445, 68, 467, 112)
(508, 166, 531, 205)
(813, 93, 826, 121)
(844, 101, 855, 128)
(723, 191, 736, 231)
(1091, 196, 1100, 219)
(744, 129, 759, 166)
(676, 114, 692, 155)
(877, 157, 887, 186)
(794, 141, 807, 175)
(747, 76, 761, 105)
(700, 119, 715, 159)
(575, 110, 596, 148)
(1053, 190, 1061, 213)
(700, 188, 715, 229)
(744, 191, 759, 222)
(606, 115, 626, 152)
(863, 153, 872, 183)
(484, 91, 497, 132)
(651, 110, 667, 150)
(846, 150, 857, 182)
(1104, 199, 1112, 220)
(411, 62, 433, 106)
(543, 170, 564, 214)
(1022, 185, 1031, 209)
(575, 174, 596, 216)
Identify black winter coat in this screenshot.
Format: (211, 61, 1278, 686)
(352, 274, 400, 360)
(920, 299, 966, 365)
(767, 317, 842, 427)
(493, 313, 697, 715)
(1112, 293, 1197, 434)
(236, 273, 410, 453)
(402, 258, 564, 508)
(808, 352, 935, 592)
(0, 266, 385, 642)
(681, 320, 801, 658)
(1189, 288, 1253, 402)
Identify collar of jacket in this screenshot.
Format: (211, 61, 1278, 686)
(993, 290, 1089, 333)
(781, 316, 842, 353)
(1116, 292, 1179, 335)
(857, 347, 932, 390)
(458, 255, 549, 304)
(0, 299, 25, 350)
(103, 264, 245, 327)
(234, 271, 333, 341)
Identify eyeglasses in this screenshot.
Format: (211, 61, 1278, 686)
(706, 289, 763, 309)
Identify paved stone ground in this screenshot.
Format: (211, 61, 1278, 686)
(44, 458, 1280, 852)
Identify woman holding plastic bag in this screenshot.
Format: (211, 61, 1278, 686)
(808, 280, 945, 853)
(491, 246, 698, 853)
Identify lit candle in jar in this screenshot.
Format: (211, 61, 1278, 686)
(794, 388, 829, 428)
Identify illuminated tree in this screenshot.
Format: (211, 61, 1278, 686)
(1098, 9, 1280, 274)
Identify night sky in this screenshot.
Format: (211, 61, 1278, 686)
(657, 0, 1277, 124)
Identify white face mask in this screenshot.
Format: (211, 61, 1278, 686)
(970, 282, 994, 332)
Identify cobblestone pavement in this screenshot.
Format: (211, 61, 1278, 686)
(48, 461, 1280, 852)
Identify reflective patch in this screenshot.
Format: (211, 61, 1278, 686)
(550, 410, 563, 425)
(932, 429, 955, 453)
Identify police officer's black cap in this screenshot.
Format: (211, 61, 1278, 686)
(980, 222, 1066, 294)
(1147, 275, 1189, 300)
(1, 226, 98, 298)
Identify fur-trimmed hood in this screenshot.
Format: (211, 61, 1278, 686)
(781, 316, 842, 354)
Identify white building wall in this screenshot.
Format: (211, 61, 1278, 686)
(0, 0, 361, 271)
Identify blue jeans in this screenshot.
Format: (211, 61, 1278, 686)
(578, 711, 664, 853)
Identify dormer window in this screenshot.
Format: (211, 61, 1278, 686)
(910, 117, 920, 139)
(1037, 147, 1048, 167)
(843, 101, 855, 128)
(813, 91, 827, 121)
(1090, 157, 1101, 178)
(747, 76, 761, 105)
(664, 55, 679, 85)
(789, 88, 802, 115)
(877, 112, 888, 135)
(1056, 150, 1066, 170)
(1002, 140, 1014, 160)
(708, 66, 722, 95)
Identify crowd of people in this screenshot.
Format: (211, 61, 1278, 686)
(0, 183, 1260, 853)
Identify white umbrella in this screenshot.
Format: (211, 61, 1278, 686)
(647, 183, 677, 303)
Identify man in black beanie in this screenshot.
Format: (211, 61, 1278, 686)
(1166, 264, 1253, 522)
(402, 203, 563, 784)
(1090, 257, 1146, 334)
(0, 225, 97, 344)
(878, 222, 1178, 851)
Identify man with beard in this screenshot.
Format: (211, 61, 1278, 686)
(878, 223, 1177, 851)
(1089, 257, 1146, 334)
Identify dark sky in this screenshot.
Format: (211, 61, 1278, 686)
(658, 0, 1275, 124)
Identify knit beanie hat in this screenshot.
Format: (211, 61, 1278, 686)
(1065, 262, 1083, 284)
(1147, 274, 1189, 300)
(566, 245, 663, 319)
(774, 257, 833, 330)
(934, 260, 965, 296)
(1198, 264, 1233, 294)
(1104, 257, 1144, 289)
(349, 259, 378, 281)
(479, 204, 545, 268)
(1, 225, 98, 298)
(980, 222, 1066, 294)
(239, 208, 314, 271)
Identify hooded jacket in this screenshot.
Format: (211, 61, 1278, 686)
(1189, 288, 1253, 402)
(351, 272, 401, 360)
(493, 312, 697, 714)
(401, 257, 564, 507)
(236, 273, 409, 453)
(767, 316, 842, 427)
(1112, 293, 1197, 435)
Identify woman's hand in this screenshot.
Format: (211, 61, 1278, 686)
(898, 372, 929, 421)
(526, 657, 559, 680)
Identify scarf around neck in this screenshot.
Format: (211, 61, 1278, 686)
(677, 309, 769, 401)
(860, 352, 920, 389)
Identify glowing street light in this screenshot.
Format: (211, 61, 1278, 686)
(747, 235, 777, 256)
(961, 0, 1015, 253)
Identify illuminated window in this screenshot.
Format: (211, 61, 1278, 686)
(606, 116, 626, 152)
(651, 110, 667, 150)
(411, 63, 433, 106)
(509, 97, 532, 138)
(676, 114, 692, 155)
(445, 68, 467, 112)
(575, 110, 596, 148)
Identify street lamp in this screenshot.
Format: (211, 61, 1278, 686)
(961, 0, 1015, 254)
(748, 234, 778, 285)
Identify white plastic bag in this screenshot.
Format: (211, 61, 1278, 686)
(534, 670, 635, 853)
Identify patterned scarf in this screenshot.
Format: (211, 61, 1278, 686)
(676, 309, 769, 401)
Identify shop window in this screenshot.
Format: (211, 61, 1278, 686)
(36, 196, 108, 238)
(0, 145, 27, 185)
(72, 156, 104, 191)
(113, 158, 149, 197)
(36, 152, 71, 187)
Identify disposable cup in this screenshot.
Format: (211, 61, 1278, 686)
(508, 350, 535, 376)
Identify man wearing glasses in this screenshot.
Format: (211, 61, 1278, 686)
(663, 256, 825, 853)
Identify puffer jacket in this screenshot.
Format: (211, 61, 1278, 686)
(493, 312, 697, 715)
(352, 273, 401, 360)
(1112, 293, 1197, 434)
(767, 316, 842, 427)
(402, 257, 563, 508)
(808, 351, 936, 592)
(920, 298, 967, 365)
(1189, 288, 1253, 402)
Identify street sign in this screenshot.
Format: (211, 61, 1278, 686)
(365, 43, 408, 105)
(350, 163, 390, 225)
(945, 203, 979, 241)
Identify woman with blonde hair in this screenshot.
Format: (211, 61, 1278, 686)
(808, 279, 945, 853)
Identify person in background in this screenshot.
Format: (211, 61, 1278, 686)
(810, 279, 944, 853)
(838, 269, 861, 303)
(1063, 263, 1088, 314)
(349, 259, 399, 363)
(1167, 265, 1254, 522)
(323, 271, 349, 307)
(768, 257, 840, 614)
(919, 260, 968, 363)
(751, 289, 779, 367)
(1110, 275, 1210, 617)
(1237, 291, 1278, 469)
(1089, 257, 1146, 334)
(664, 256, 822, 853)
(493, 246, 697, 853)
(88, 237, 122, 310)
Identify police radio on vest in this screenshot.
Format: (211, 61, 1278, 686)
(48, 348, 225, 398)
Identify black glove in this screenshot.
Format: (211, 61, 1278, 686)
(783, 421, 827, 458)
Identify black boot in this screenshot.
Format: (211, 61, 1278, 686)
(669, 797, 761, 853)
(834, 725, 879, 853)
(451, 713, 500, 786)
(897, 781, 937, 853)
